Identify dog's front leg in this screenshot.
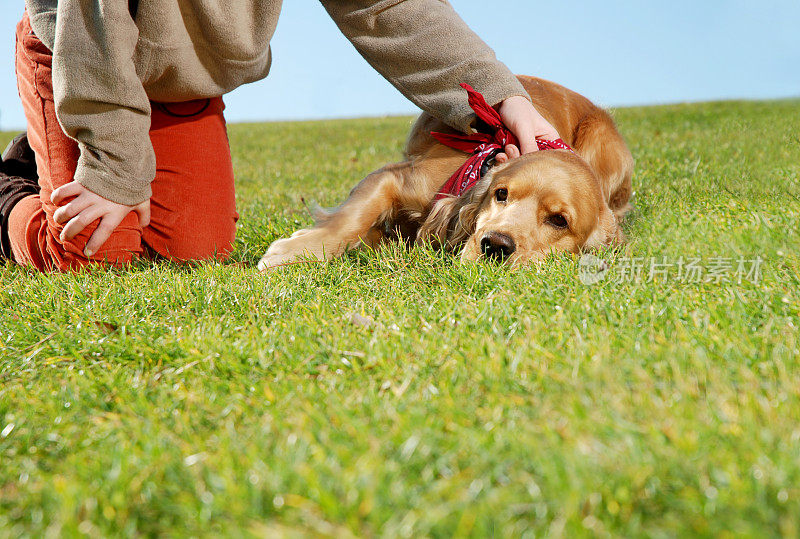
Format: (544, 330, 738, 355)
(258, 164, 407, 270)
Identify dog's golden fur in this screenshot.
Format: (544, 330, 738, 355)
(259, 76, 632, 269)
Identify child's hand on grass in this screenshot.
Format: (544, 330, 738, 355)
(51, 181, 150, 258)
(495, 95, 560, 163)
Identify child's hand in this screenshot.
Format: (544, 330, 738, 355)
(495, 95, 560, 163)
(51, 181, 150, 257)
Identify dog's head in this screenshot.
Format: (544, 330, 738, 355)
(418, 150, 622, 265)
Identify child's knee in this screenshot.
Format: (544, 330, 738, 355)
(146, 216, 236, 262)
(6, 196, 143, 271)
(46, 212, 143, 270)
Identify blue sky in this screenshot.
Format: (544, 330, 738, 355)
(0, 0, 798, 131)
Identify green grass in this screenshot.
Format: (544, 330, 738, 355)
(1, 99, 799, 536)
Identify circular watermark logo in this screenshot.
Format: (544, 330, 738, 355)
(578, 254, 609, 285)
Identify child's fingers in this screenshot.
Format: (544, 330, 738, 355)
(505, 144, 520, 159)
(59, 206, 102, 243)
(51, 181, 84, 205)
(85, 213, 125, 257)
(135, 201, 151, 228)
(53, 195, 92, 225)
(495, 144, 522, 165)
(514, 128, 539, 154)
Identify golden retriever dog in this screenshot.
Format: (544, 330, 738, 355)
(258, 76, 632, 270)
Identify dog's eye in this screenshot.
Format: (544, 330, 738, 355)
(495, 188, 508, 202)
(546, 214, 568, 229)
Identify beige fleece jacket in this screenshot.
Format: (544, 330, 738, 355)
(25, 0, 529, 206)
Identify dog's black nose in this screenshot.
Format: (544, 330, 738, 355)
(480, 232, 516, 260)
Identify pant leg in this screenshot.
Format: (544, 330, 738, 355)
(144, 98, 238, 261)
(8, 13, 142, 270)
(9, 14, 238, 270)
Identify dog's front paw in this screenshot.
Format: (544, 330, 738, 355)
(257, 234, 325, 271)
(258, 239, 300, 271)
(257, 252, 286, 271)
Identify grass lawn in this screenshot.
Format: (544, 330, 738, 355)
(1, 99, 799, 536)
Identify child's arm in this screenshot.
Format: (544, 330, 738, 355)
(321, 0, 558, 148)
(48, 0, 155, 255)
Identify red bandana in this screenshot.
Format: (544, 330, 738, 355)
(431, 83, 574, 200)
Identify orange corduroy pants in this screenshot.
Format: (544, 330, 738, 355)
(8, 14, 238, 271)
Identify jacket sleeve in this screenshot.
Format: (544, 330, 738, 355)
(52, 0, 154, 206)
(320, 0, 530, 133)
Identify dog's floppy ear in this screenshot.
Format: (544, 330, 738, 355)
(416, 195, 461, 249)
(417, 173, 493, 251)
(584, 204, 625, 250)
